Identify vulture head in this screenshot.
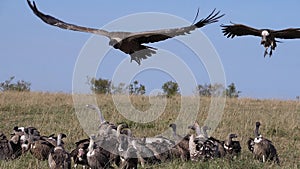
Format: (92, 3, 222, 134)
(228, 133, 238, 139)
(169, 123, 177, 131)
(109, 39, 121, 48)
(254, 121, 261, 137)
(255, 121, 261, 127)
(261, 30, 270, 45)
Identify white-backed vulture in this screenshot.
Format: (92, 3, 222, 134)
(48, 133, 71, 169)
(86, 135, 112, 169)
(27, 0, 224, 65)
(0, 132, 22, 160)
(221, 23, 300, 57)
(188, 122, 221, 160)
(116, 127, 142, 169)
(70, 138, 90, 168)
(247, 122, 280, 165)
(169, 123, 190, 161)
(222, 133, 241, 158)
(20, 128, 55, 161)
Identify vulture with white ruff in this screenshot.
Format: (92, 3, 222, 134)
(48, 133, 71, 169)
(70, 138, 90, 169)
(188, 122, 222, 161)
(222, 23, 300, 57)
(222, 133, 241, 158)
(247, 122, 280, 165)
(27, 0, 224, 65)
(86, 135, 113, 169)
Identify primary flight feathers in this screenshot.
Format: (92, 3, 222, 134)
(221, 23, 300, 57)
(27, 0, 224, 65)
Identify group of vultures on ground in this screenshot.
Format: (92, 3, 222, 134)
(1, 105, 279, 168)
(2, 0, 294, 168)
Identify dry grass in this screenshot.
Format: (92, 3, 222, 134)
(0, 91, 299, 168)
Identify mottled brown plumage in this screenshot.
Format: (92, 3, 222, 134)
(30, 139, 54, 161)
(0, 132, 22, 160)
(169, 123, 190, 161)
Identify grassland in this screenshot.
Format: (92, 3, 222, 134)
(0, 91, 299, 169)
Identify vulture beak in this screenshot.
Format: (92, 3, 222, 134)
(261, 39, 266, 45)
(109, 39, 120, 48)
(188, 125, 195, 130)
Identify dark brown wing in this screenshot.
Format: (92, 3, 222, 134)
(221, 23, 261, 38)
(273, 28, 300, 39)
(27, 0, 109, 36)
(75, 138, 90, 145)
(125, 9, 224, 44)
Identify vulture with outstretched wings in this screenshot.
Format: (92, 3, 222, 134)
(27, 0, 224, 65)
(221, 23, 300, 57)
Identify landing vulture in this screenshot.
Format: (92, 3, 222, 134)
(27, 0, 224, 65)
(221, 23, 300, 57)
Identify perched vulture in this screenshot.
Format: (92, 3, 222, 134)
(27, 0, 224, 65)
(48, 133, 71, 169)
(169, 123, 190, 161)
(222, 133, 241, 158)
(221, 23, 300, 57)
(70, 138, 90, 169)
(86, 135, 112, 169)
(247, 122, 280, 165)
(188, 123, 221, 161)
(0, 132, 22, 160)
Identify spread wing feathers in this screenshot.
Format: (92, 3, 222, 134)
(273, 28, 300, 39)
(130, 46, 157, 65)
(125, 9, 224, 44)
(221, 23, 261, 38)
(27, 0, 109, 36)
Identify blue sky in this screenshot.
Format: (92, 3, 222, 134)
(1, 0, 300, 99)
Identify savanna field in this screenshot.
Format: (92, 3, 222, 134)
(0, 91, 299, 169)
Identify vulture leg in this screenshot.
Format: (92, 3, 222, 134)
(269, 48, 273, 57)
(264, 47, 269, 57)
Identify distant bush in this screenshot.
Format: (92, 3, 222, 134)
(196, 83, 225, 97)
(129, 80, 146, 95)
(225, 82, 241, 98)
(196, 82, 241, 98)
(0, 76, 31, 92)
(89, 77, 111, 94)
(162, 81, 179, 97)
(111, 82, 128, 94)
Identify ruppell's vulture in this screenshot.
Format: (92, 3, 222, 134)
(27, 0, 224, 65)
(221, 23, 300, 57)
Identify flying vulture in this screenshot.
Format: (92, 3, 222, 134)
(221, 23, 300, 57)
(27, 0, 224, 65)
